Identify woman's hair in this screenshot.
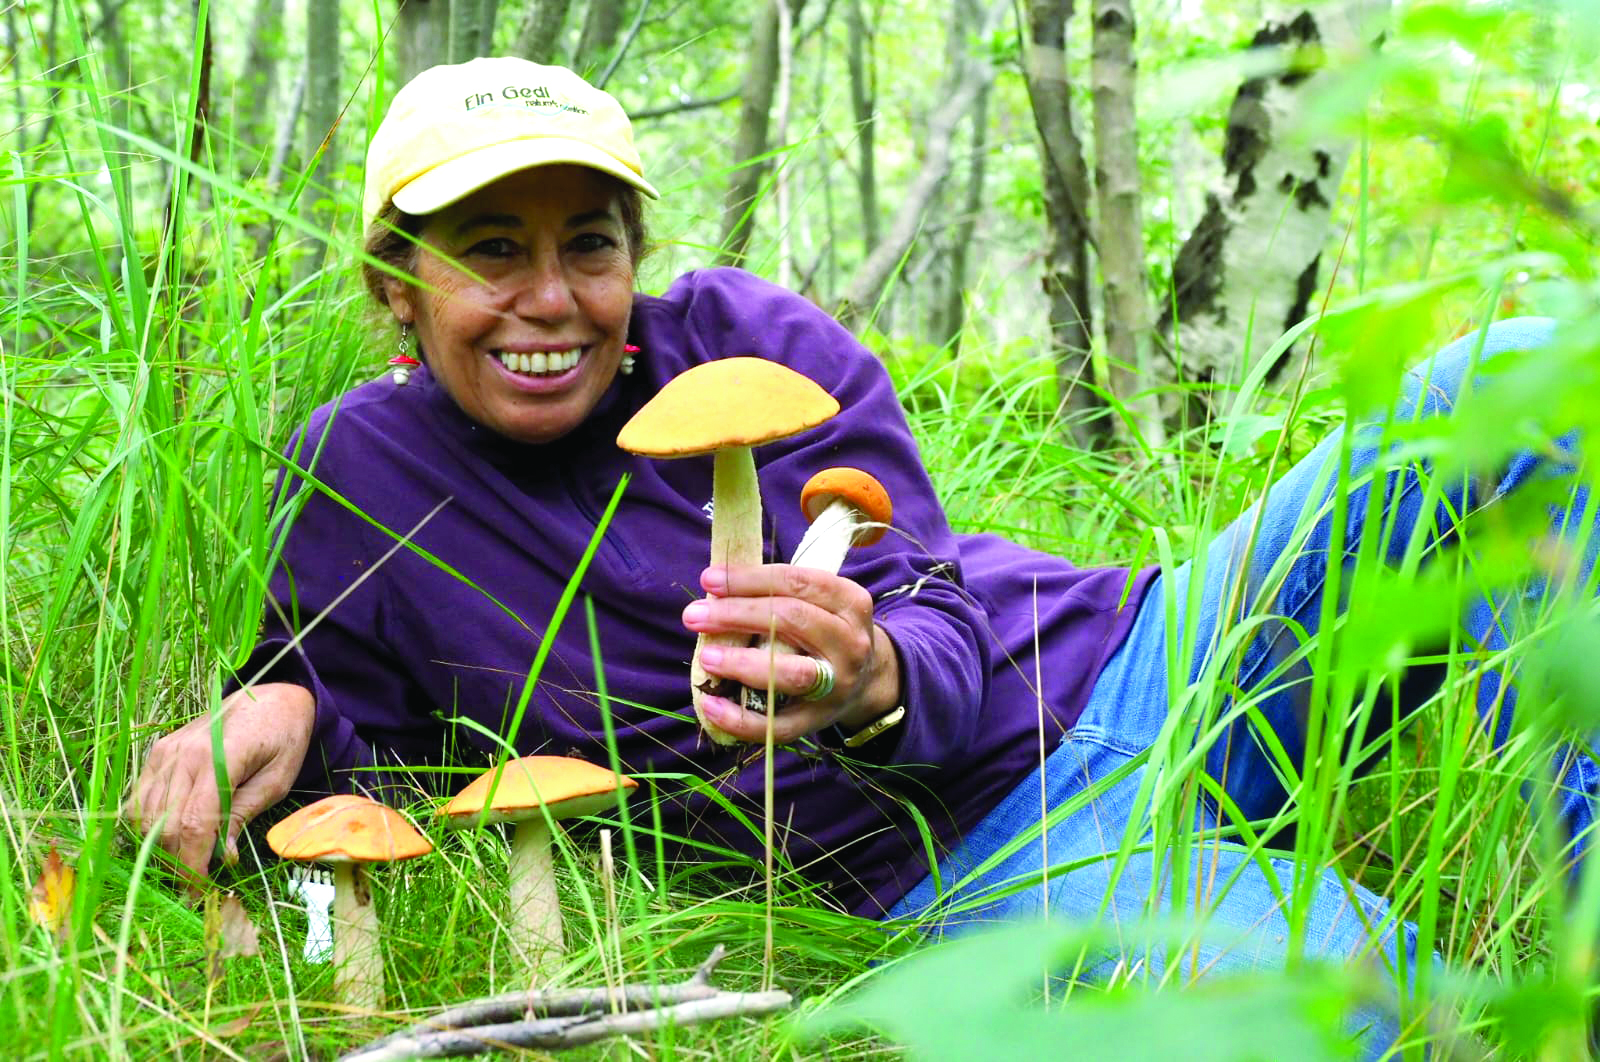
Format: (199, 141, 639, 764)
(360, 175, 649, 308)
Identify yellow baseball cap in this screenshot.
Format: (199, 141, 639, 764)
(362, 57, 658, 232)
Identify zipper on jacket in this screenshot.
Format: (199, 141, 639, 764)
(561, 466, 642, 576)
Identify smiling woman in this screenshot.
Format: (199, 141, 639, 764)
(378, 167, 639, 445)
(125, 55, 1600, 1059)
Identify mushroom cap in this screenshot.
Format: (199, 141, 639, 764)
(266, 794, 434, 864)
(616, 358, 839, 457)
(437, 756, 639, 827)
(800, 467, 893, 546)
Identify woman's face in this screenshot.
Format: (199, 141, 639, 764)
(384, 165, 636, 445)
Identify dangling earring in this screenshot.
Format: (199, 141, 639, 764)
(389, 324, 420, 386)
(620, 343, 640, 376)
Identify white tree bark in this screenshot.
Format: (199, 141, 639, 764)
(1158, 1, 1389, 428)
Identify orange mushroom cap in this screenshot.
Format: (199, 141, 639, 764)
(800, 467, 892, 546)
(437, 755, 638, 827)
(616, 358, 839, 457)
(266, 794, 433, 864)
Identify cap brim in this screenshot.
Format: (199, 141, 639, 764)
(392, 137, 659, 217)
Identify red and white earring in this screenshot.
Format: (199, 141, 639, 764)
(620, 343, 640, 376)
(389, 324, 421, 386)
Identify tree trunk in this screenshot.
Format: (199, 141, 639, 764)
(573, 0, 625, 76)
(845, 0, 878, 252)
(1021, 0, 1108, 450)
(937, 0, 989, 354)
(300, 0, 339, 273)
(514, 0, 572, 63)
(714, 0, 784, 268)
(395, 0, 451, 85)
(1090, 0, 1163, 447)
(834, 0, 1006, 332)
(237, 0, 286, 173)
(451, 0, 484, 62)
(479, 0, 501, 55)
(1156, 1, 1387, 433)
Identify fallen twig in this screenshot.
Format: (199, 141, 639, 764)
(338, 946, 793, 1061)
(339, 991, 793, 1060)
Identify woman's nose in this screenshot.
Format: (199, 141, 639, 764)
(511, 252, 576, 320)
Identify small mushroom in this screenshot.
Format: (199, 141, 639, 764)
(618, 357, 839, 744)
(266, 794, 433, 1010)
(744, 467, 894, 714)
(437, 755, 638, 983)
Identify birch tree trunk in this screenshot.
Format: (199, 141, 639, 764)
(299, 0, 339, 273)
(1156, 1, 1387, 432)
(937, 0, 989, 354)
(845, 0, 879, 252)
(1090, 0, 1163, 447)
(573, 0, 626, 75)
(395, 0, 451, 85)
(450, 0, 484, 62)
(714, 0, 785, 267)
(1022, 0, 1108, 450)
(514, 0, 572, 62)
(238, 0, 286, 172)
(835, 0, 1006, 331)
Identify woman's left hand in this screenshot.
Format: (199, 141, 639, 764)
(681, 564, 900, 745)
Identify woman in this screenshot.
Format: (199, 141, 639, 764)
(130, 56, 1595, 1039)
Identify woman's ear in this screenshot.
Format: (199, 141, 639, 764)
(382, 275, 415, 324)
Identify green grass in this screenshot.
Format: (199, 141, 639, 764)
(6, 4, 1600, 1059)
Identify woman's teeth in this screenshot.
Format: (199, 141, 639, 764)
(498, 350, 581, 375)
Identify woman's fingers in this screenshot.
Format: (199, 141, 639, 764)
(699, 693, 837, 745)
(126, 683, 316, 885)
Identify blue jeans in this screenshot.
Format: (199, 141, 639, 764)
(889, 318, 1593, 1055)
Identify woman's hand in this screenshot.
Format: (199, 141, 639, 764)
(681, 564, 901, 744)
(127, 683, 316, 887)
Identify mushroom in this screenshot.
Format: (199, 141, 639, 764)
(744, 467, 894, 714)
(617, 357, 839, 744)
(266, 793, 433, 1010)
(437, 755, 638, 983)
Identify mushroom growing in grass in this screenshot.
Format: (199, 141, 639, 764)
(437, 755, 638, 983)
(617, 357, 839, 744)
(744, 467, 894, 713)
(266, 793, 433, 1011)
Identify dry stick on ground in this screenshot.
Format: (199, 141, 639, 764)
(339, 946, 793, 1061)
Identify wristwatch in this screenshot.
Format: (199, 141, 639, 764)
(841, 705, 906, 748)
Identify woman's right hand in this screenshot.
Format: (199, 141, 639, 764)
(127, 683, 316, 887)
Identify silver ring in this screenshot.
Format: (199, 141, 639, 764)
(801, 657, 836, 701)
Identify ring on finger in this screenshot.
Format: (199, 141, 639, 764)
(801, 657, 836, 701)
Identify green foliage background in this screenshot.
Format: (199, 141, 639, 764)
(3, 0, 1600, 1057)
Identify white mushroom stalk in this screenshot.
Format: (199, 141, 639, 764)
(690, 445, 765, 741)
(438, 756, 638, 987)
(743, 468, 893, 714)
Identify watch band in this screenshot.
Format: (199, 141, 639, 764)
(841, 705, 906, 748)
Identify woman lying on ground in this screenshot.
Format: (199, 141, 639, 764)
(128, 56, 1599, 1055)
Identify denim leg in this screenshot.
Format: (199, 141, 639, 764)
(888, 319, 1583, 1059)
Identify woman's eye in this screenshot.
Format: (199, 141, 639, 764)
(468, 237, 519, 258)
(570, 232, 616, 254)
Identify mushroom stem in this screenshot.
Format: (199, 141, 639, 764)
(693, 445, 763, 744)
(790, 498, 863, 574)
(332, 862, 385, 1011)
(509, 816, 563, 982)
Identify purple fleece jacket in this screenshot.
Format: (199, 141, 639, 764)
(239, 268, 1155, 916)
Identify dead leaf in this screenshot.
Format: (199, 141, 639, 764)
(204, 892, 260, 984)
(28, 845, 75, 942)
(209, 1002, 262, 1037)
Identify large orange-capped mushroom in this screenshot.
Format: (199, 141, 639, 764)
(438, 756, 638, 984)
(618, 358, 839, 744)
(267, 794, 432, 1010)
